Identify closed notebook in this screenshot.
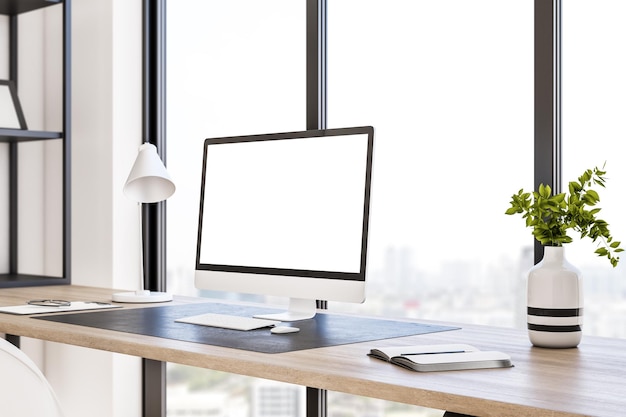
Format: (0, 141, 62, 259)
(368, 344, 513, 372)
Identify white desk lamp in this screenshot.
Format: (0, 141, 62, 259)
(112, 143, 175, 303)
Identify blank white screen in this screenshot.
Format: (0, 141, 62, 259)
(199, 133, 369, 273)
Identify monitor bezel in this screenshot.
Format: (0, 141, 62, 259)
(195, 126, 374, 284)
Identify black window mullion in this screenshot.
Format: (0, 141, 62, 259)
(142, 1, 167, 416)
(306, 1, 328, 417)
(307, 0, 327, 131)
(143, 0, 168, 293)
(534, 0, 562, 264)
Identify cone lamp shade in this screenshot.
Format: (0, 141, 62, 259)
(112, 143, 175, 303)
(124, 143, 175, 203)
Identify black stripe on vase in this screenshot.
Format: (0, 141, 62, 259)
(527, 307, 583, 317)
(527, 323, 582, 332)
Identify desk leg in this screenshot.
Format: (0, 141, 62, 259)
(443, 412, 476, 417)
(5, 334, 20, 348)
(143, 359, 166, 417)
(306, 387, 327, 417)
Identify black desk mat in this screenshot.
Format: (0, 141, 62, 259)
(36, 303, 458, 353)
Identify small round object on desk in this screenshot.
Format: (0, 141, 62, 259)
(270, 326, 300, 334)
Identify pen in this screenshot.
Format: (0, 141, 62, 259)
(400, 350, 466, 356)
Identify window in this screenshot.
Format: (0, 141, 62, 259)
(562, 0, 626, 338)
(166, 0, 305, 297)
(325, 1, 532, 415)
(164, 1, 624, 416)
(327, 0, 534, 328)
(165, 1, 306, 415)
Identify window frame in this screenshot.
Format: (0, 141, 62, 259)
(146, 1, 562, 416)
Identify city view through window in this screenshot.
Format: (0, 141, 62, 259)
(165, 1, 626, 416)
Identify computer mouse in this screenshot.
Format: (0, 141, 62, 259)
(271, 326, 300, 334)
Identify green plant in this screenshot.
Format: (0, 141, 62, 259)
(505, 165, 623, 267)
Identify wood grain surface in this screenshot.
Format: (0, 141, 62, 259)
(0, 285, 623, 417)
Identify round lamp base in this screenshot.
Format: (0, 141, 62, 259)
(112, 290, 173, 303)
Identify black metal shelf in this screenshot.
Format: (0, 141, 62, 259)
(0, 273, 67, 287)
(0, 0, 61, 16)
(1, 0, 70, 288)
(0, 128, 62, 142)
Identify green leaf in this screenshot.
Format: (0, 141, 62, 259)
(538, 183, 551, 198)
(595, 248, 608, 256)
(505, 165, 621, 267)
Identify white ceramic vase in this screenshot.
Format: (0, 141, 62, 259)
(526, 246, 583, 348)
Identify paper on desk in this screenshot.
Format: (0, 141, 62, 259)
(0, 302, 121, 315)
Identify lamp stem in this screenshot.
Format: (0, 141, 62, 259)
(138, 202, 147, 293)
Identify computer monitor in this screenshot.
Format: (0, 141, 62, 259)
(194, 126, 374, 321)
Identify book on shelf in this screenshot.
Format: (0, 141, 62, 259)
(368, 343, 513, 372)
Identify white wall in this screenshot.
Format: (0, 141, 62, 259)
(71, 0, 142, 291)
(54, 0, 144, 416)
(1, 0, 144, 416)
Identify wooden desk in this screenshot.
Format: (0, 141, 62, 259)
(0, 285, 624, 417)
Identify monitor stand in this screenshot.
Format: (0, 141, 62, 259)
(253, 298, 317, 322)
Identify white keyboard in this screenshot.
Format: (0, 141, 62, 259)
(175, 313, 281, 331)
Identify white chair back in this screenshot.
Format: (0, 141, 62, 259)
(0, 338, 65, 417)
